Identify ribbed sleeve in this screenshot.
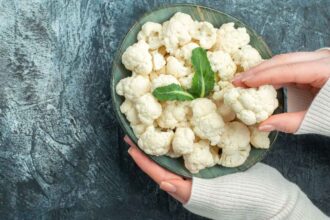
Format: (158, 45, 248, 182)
(295, 79, 330, 136)
(184, 163, 328, 220)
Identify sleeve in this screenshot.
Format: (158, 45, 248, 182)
(183, 163, 328, 220)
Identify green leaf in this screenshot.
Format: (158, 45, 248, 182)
(152, 84, 194, 101)
(188, 47, 215, 98)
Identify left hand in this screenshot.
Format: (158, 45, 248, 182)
(124, 135, 192, 204)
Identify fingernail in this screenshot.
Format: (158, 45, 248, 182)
(259, 124, 275, 132)
(128, 147, 133, 155)
(124, 135, 129, 143)
(241, 75, 253, 82)
(160, 181, 177, 193)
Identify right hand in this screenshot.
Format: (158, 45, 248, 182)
(232, 49, 330, 133)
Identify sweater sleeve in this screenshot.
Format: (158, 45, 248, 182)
(183, 163, 328, 220)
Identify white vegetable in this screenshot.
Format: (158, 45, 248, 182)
(116, 75, 151, 101)
(162, 12, 194, 54)
(212, 81, 234, 101)
(121, 40, 153, 75)
(184, 140, 217, 173)
(166, 56, 190, 78)
(151, 74, 180, 91)
(214, 22, 250, 54)
(224, 85, 279, 125)
(131, 124, 147, 138)
(157, 101, 189, 129)
(138, 126, 174, 156)
(120, 100, 140, 125)
(151, 51, 166, 71)
(207, 50, 237, 81)
(174, 42, 199, 65)
(172, 127, 195, 154)
(249, 126, 271, 149)
(192, 21, 217, 49)
(218, 121, 251, 167)
(233, 45, 263, 71)
(217, 101, 236, 122)
(178, 73, 194, 89)
(137, 22, 163, 50)
(191, 98, 225, 145)
(135, 93, 162, 125)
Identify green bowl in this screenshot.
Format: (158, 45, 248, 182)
(110, 4, 284, 179)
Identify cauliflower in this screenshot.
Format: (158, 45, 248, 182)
(224, 85, 279, 125)
(162, 13, 195, 54)
(212, 81, 234, 101)
(218, 121, 251, 167)
(120, 100, 140, 125)
(192, 21, 217, 49)
(249, 126, 271, 149)
(135, 93, 162, 125)
(116, 75, 151, 101)
(151, 74, 180, 91)
(138, 126, 174, 156)
(217, 101, 236, 122)
(191, 98, 225, 145)
(183, 140, 216, 173)
(166, 149, 182, 158)
(157, 101, 190, 129)
(137, 22, 163, 50)
(207, 51, 237, 81)
(172, 127, 195, 154)
(131, 124, 147, 138)
(174, 42, 199, 65)
(121, 40, 153, 75)
(151, 51, 166, 71)
(233, 45, 263, 71)
(214, 22, 250, 54)
(179, 73, 193, 89)
(166, 56, 190, 78)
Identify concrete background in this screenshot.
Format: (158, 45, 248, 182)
(0, 0, 329, 219)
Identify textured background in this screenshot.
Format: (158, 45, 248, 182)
(0, 0, 329, 219)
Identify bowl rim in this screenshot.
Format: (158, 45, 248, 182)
(110, 3, 281, 178)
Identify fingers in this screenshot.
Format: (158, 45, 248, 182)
(160, 179, 192, 204)
(258, 111, 306, 133)
(125, 136, 182, 184)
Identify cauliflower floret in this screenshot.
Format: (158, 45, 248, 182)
(121, 40, 153, 75)
(166, 56, 190, 78)
(137, 22, 163, 50)
(116, 75, 151, 101)
(151, 51, 166, 71)
(135, 93, 162, 125)
(174, 42, 199, 65)
(138, 126, 174, 156)
(190, 98, 225, 145)
(224, 85, 279, 125)
(157, 101, 190, 129)
(214, 22, 250, 54)
(120, 100, 140, 125)
(172, 127, 195, 155)
(179, 73, 194, 90)
(131, 124, 147, 138)
(249, 126, 271, 149)
(183, 140, 216, 173)
(217, 101, 236, 122)
(233, 45, 263, 71)
(162, 13, 195, 54)
(207, 51, 237, 81)
(151, 74, 180, 91)
(166, 148, 182, 158)
(192, 21, 217, 49)
(212, 81, 234, 101)
(218, 121, 251, 167)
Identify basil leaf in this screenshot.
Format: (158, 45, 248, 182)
(189, 47, 215, 98)
(152, 84, 194, 101)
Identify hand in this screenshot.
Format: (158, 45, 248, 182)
(232, 50, 330, 133)
(124, 135, 192, 204)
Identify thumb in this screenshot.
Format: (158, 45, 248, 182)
(159, 179, 192, 204)
(259, 111, 306, 133)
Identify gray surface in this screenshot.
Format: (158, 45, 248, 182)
(0, 0, 329, 219)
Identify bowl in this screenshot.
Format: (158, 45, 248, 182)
(110, 3, 284, 179)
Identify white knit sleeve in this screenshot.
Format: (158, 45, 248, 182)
(184, 163, 328, 220)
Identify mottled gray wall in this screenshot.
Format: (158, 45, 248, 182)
(0, 0, 329, 219)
